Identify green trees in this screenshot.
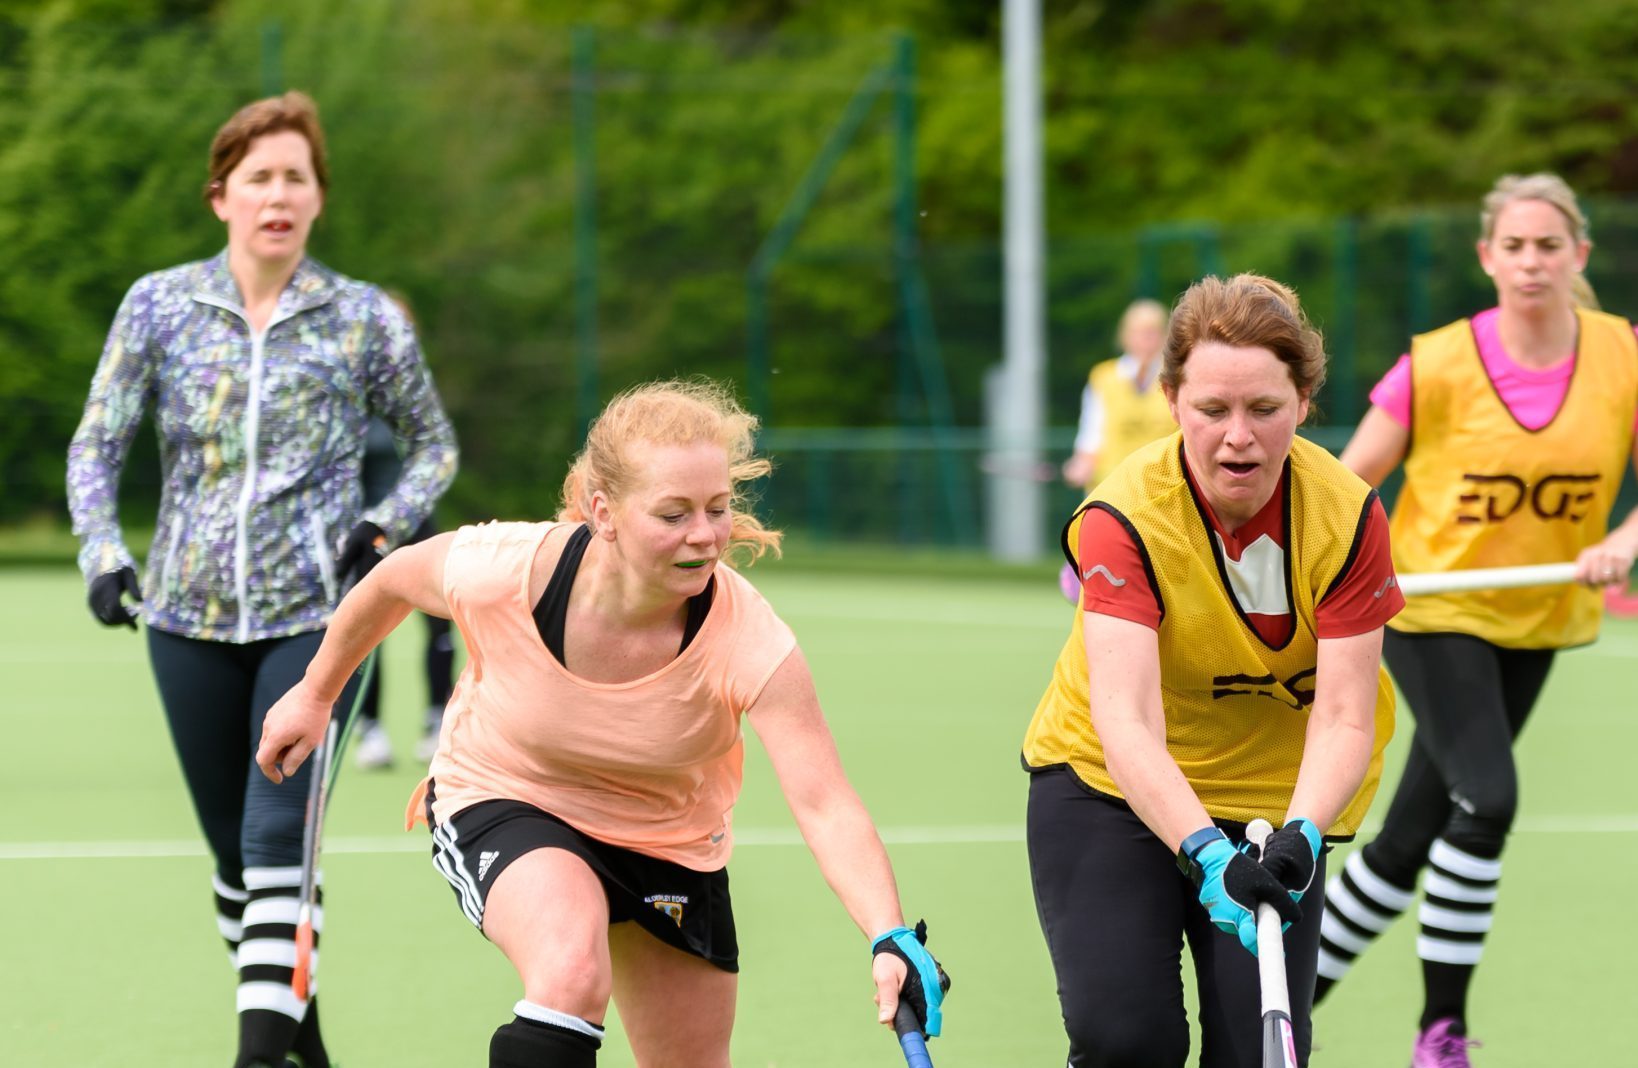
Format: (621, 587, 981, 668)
(6, 0, 1638, 526)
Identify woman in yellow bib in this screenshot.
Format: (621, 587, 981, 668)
(1314, 174, 1638, 1067)
(1023, 275, 1403, 1067)
(1058, 299, 1177, 600)
(255, 381, 947, 1068)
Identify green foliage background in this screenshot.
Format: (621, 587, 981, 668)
(6, 0, 1638, 527)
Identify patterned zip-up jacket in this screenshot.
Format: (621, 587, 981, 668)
(67, 252, 459, 643)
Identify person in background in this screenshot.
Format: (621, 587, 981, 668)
(1058, 298, 1176, 601)
(1314, 172, 1638, 1067)
(256, 379, 948, 1068)
(1023, 274, 1401, 1067)
(66, 91, 457, 1067)
(353, 297, 458, 770)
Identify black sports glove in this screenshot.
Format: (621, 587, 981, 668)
(334, 521, 388, 592)
(1257, 818, 1323, 899)
(88, 566, 142, 630)
(1190, 834, 1302, 953)
(872, 919, 951, 1037)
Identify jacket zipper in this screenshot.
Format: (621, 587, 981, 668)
(195, 295, 295, 643)
(311, 511, 338, 606)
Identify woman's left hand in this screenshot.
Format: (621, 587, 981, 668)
(871, 922, 948, 1036)
(256, 682, 334, 783)
(1573, 532, 1637, 587)
(872, 950, 908, 1028)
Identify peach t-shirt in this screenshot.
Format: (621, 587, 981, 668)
(405, 521, 797, 871)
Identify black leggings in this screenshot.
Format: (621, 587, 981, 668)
(1363, 631, 1555, 882)
(147, 627, 359, 875)
(1027, 768, 1326, 1068)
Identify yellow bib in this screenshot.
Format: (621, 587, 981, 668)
(1022, 434, 1395, 836)
(1087, 358, 1177, 487)
(1390, 309, 1638, 648)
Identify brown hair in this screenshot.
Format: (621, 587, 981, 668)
(558, 379, 782, 565)
(202, 91, 329, 203)
(1160, 273, 1327, 398)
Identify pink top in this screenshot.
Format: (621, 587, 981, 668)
(406, 521, 797, 871)
(1370, 307, 1638, 433)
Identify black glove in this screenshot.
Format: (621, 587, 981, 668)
(1257, 818, 1323, 900)
(1189, 833, 1302, 954)
(335, 521, 388, 592)
(88, 566, 142, 630)
(872, 919, 951, 1037)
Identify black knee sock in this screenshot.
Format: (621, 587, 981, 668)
(234, 1010, 301, 1068)
(490, 1005, 603, 1068)
(234, 866, 321, 1068)
(289, 995, 330, 1068)
(1421, 961, 1474, 1032)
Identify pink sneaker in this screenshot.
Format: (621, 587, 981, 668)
(1411, 1018, 1481, 1067)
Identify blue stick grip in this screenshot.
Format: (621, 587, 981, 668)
(894, 1002, 934, 1068)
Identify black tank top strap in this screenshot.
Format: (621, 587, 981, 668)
(682, 576, 715, 651)
(533, 524, 716, 664)
(534, 524, 592, 664)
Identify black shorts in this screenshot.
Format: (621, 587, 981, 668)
(426, 783, 739, 973)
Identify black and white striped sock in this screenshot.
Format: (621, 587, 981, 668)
(1417, 838, 1500, 967)
(232, 865, 320, 1068)
(1317, 849, 1416, 984)
(213, 873, 248, 967)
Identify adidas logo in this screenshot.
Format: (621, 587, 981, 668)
(478, 850, 500, 881)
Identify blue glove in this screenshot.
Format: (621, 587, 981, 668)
(872, 919, 949, 1037)
(1258, 818, 1323, 901)
(1180, 828, 1301, 955)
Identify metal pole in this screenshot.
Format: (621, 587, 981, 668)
(992, 0, 1046, 560)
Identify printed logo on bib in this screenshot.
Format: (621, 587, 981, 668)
(645, 894, 688, 927)
(1210, 668, 1317, 710)
(1455, 472, 1600, 525)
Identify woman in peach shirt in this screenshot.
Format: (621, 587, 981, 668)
(257, 380, 946, 1068)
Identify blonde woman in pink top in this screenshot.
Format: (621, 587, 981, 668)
(257, 380, 947, 1068)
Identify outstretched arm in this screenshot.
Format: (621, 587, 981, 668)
(1574, 434, 1638, 584)
(748, 649, 929, 1028)
(1338, 406, 1408, 489)
(748, 647, 903, 934)
(256, 532, 456, 782)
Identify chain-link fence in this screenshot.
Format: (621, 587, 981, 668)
(7, 14, 1637, 553)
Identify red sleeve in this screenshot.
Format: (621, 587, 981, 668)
(1315, 496, 1403, 638)
(1076, 507, 1162, 629)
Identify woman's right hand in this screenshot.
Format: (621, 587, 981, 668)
(256, 681, 334, 784)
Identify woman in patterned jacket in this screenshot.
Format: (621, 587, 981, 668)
(66, 90, 457, 1068)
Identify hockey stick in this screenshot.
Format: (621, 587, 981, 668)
(893, 1002, 935, 1068)
(289, 648, 378, 1001)
(292, 718, 336, 1002)
(1246, 818, 1300, 1068)
(1397, 562, 1578, 597)
(890, 957, 950, 1068)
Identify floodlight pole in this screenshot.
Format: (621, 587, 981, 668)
(990, 0, 1046, 560)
